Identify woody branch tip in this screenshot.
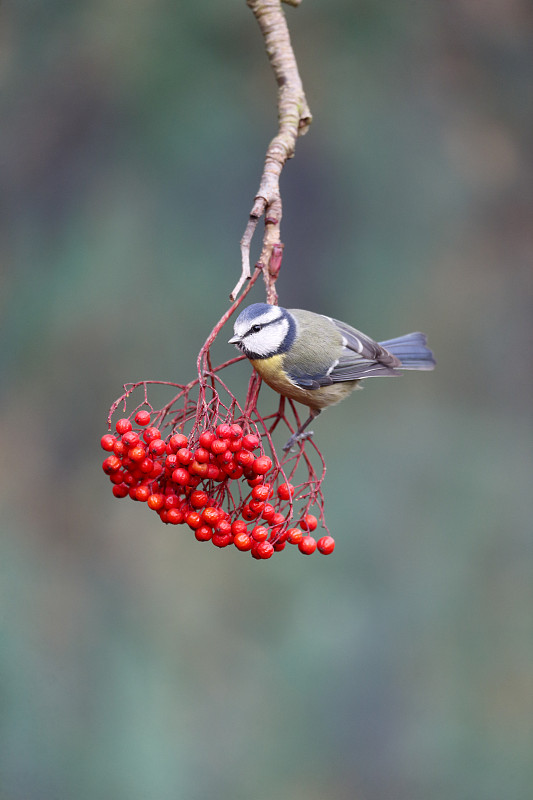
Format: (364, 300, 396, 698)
(230, 0, 312, 302)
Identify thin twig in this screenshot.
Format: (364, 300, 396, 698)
(198, 266, 262, 382)
(230, 0, 312, 302)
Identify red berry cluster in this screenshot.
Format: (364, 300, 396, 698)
(101, 410, 335, 559)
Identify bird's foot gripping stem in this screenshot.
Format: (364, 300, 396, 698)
(282, 409, 320, 452)
(283, 429, 314, 452)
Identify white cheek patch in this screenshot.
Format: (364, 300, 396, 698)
(246, 317, 289, 357)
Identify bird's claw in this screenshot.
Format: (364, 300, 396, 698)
(282, 430, 314, 452)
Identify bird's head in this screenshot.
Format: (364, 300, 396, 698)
(229, 303, 295, 359)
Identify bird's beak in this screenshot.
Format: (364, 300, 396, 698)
(228, 334, 241, 345)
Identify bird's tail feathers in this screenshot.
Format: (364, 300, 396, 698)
(379, 332, 436, 371)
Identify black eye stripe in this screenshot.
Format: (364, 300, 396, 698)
(244, 316, 282, 337)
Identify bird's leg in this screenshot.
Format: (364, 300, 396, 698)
(283, 409, 321, 452)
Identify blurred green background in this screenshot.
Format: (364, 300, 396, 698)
(1, 1, 532, 799)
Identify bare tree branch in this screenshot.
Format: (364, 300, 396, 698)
(230, 0, 312, 303)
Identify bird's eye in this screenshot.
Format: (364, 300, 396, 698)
(251, 324, 262, 333)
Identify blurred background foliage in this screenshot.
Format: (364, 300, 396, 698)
(1, 1, 532, 798)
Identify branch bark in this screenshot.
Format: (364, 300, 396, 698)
(230, 0, 312, 303)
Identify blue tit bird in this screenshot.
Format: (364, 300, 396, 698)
(229, 303, 435, 450)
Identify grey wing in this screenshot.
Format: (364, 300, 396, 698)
(292, 318, 402, 387)
(326, 317, 402, 381)
(286, 315, 402, 390)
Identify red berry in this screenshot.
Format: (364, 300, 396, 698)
(229, 424, 243, 439)
(231, 519, 248, 536)
(128, 445, 146, 462)
(122, 431, 140, 447)
(149, 461, 163, 479)
(317, 536, 335, 555)
(216, 423, 232, 439)
(277, 482, 294, 501)
(194, 447, 210, 463)
(109, 470, 125, 485)
(247, 475, 264, 488)
(185, 511, 202, 529)
(235, 450, 254, 467)
(271, 512, 286, 527)
(300, 513, 318, 532)
(189, 460, 208, 478)
(172, 467, 190, 485)
(149, 439, 167, 456)
(165, 454, 179, 471)
(217, 449, 233, 464)
(147, 493, 164, 511)
(143, 427, 161, 443)
(195, 525, 213, 542)
(112, 484, 129, 498)
(115, 418, 132, 435)
(228, 437, 243, 452)
(252, 484, 271, 501)
(256, 541, 274, 559)
(287, 528, 303, 545)
(206, 464, 223, 481)
(169, 434, 188, 451)
(249, 499, 265, 515)
(202, 507, 221, 526)
(298, 536, 317, 555)
(215, 519, 232, 536)
(134, 410, 151, 426)
(242, 504, 260, 521)
(223, 463, 243, 480)
(102, 455, 121, 474)
(233, 532, 252, 551)
(252, 456, 272, 475)
(167, 508, 184, 525)
(164, 494, 180, 509)
(177, 448, 193, 465)
(199, 430, 216, 449)
(190, 490, 208, 509)
(261, 503, 276, 522)
(113, 440, 125, 457)
(241, 434, 260, 451)
(101, 434, 116, 451)
(134, 485, 151, 502)
(273, 542, 286, 552)
(139, 457, 154, 473)
(251, 525, 268, 542)
(212, 532, 232, 548)
(273, 528, 289, 544)
(211, 439, 227, 455)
